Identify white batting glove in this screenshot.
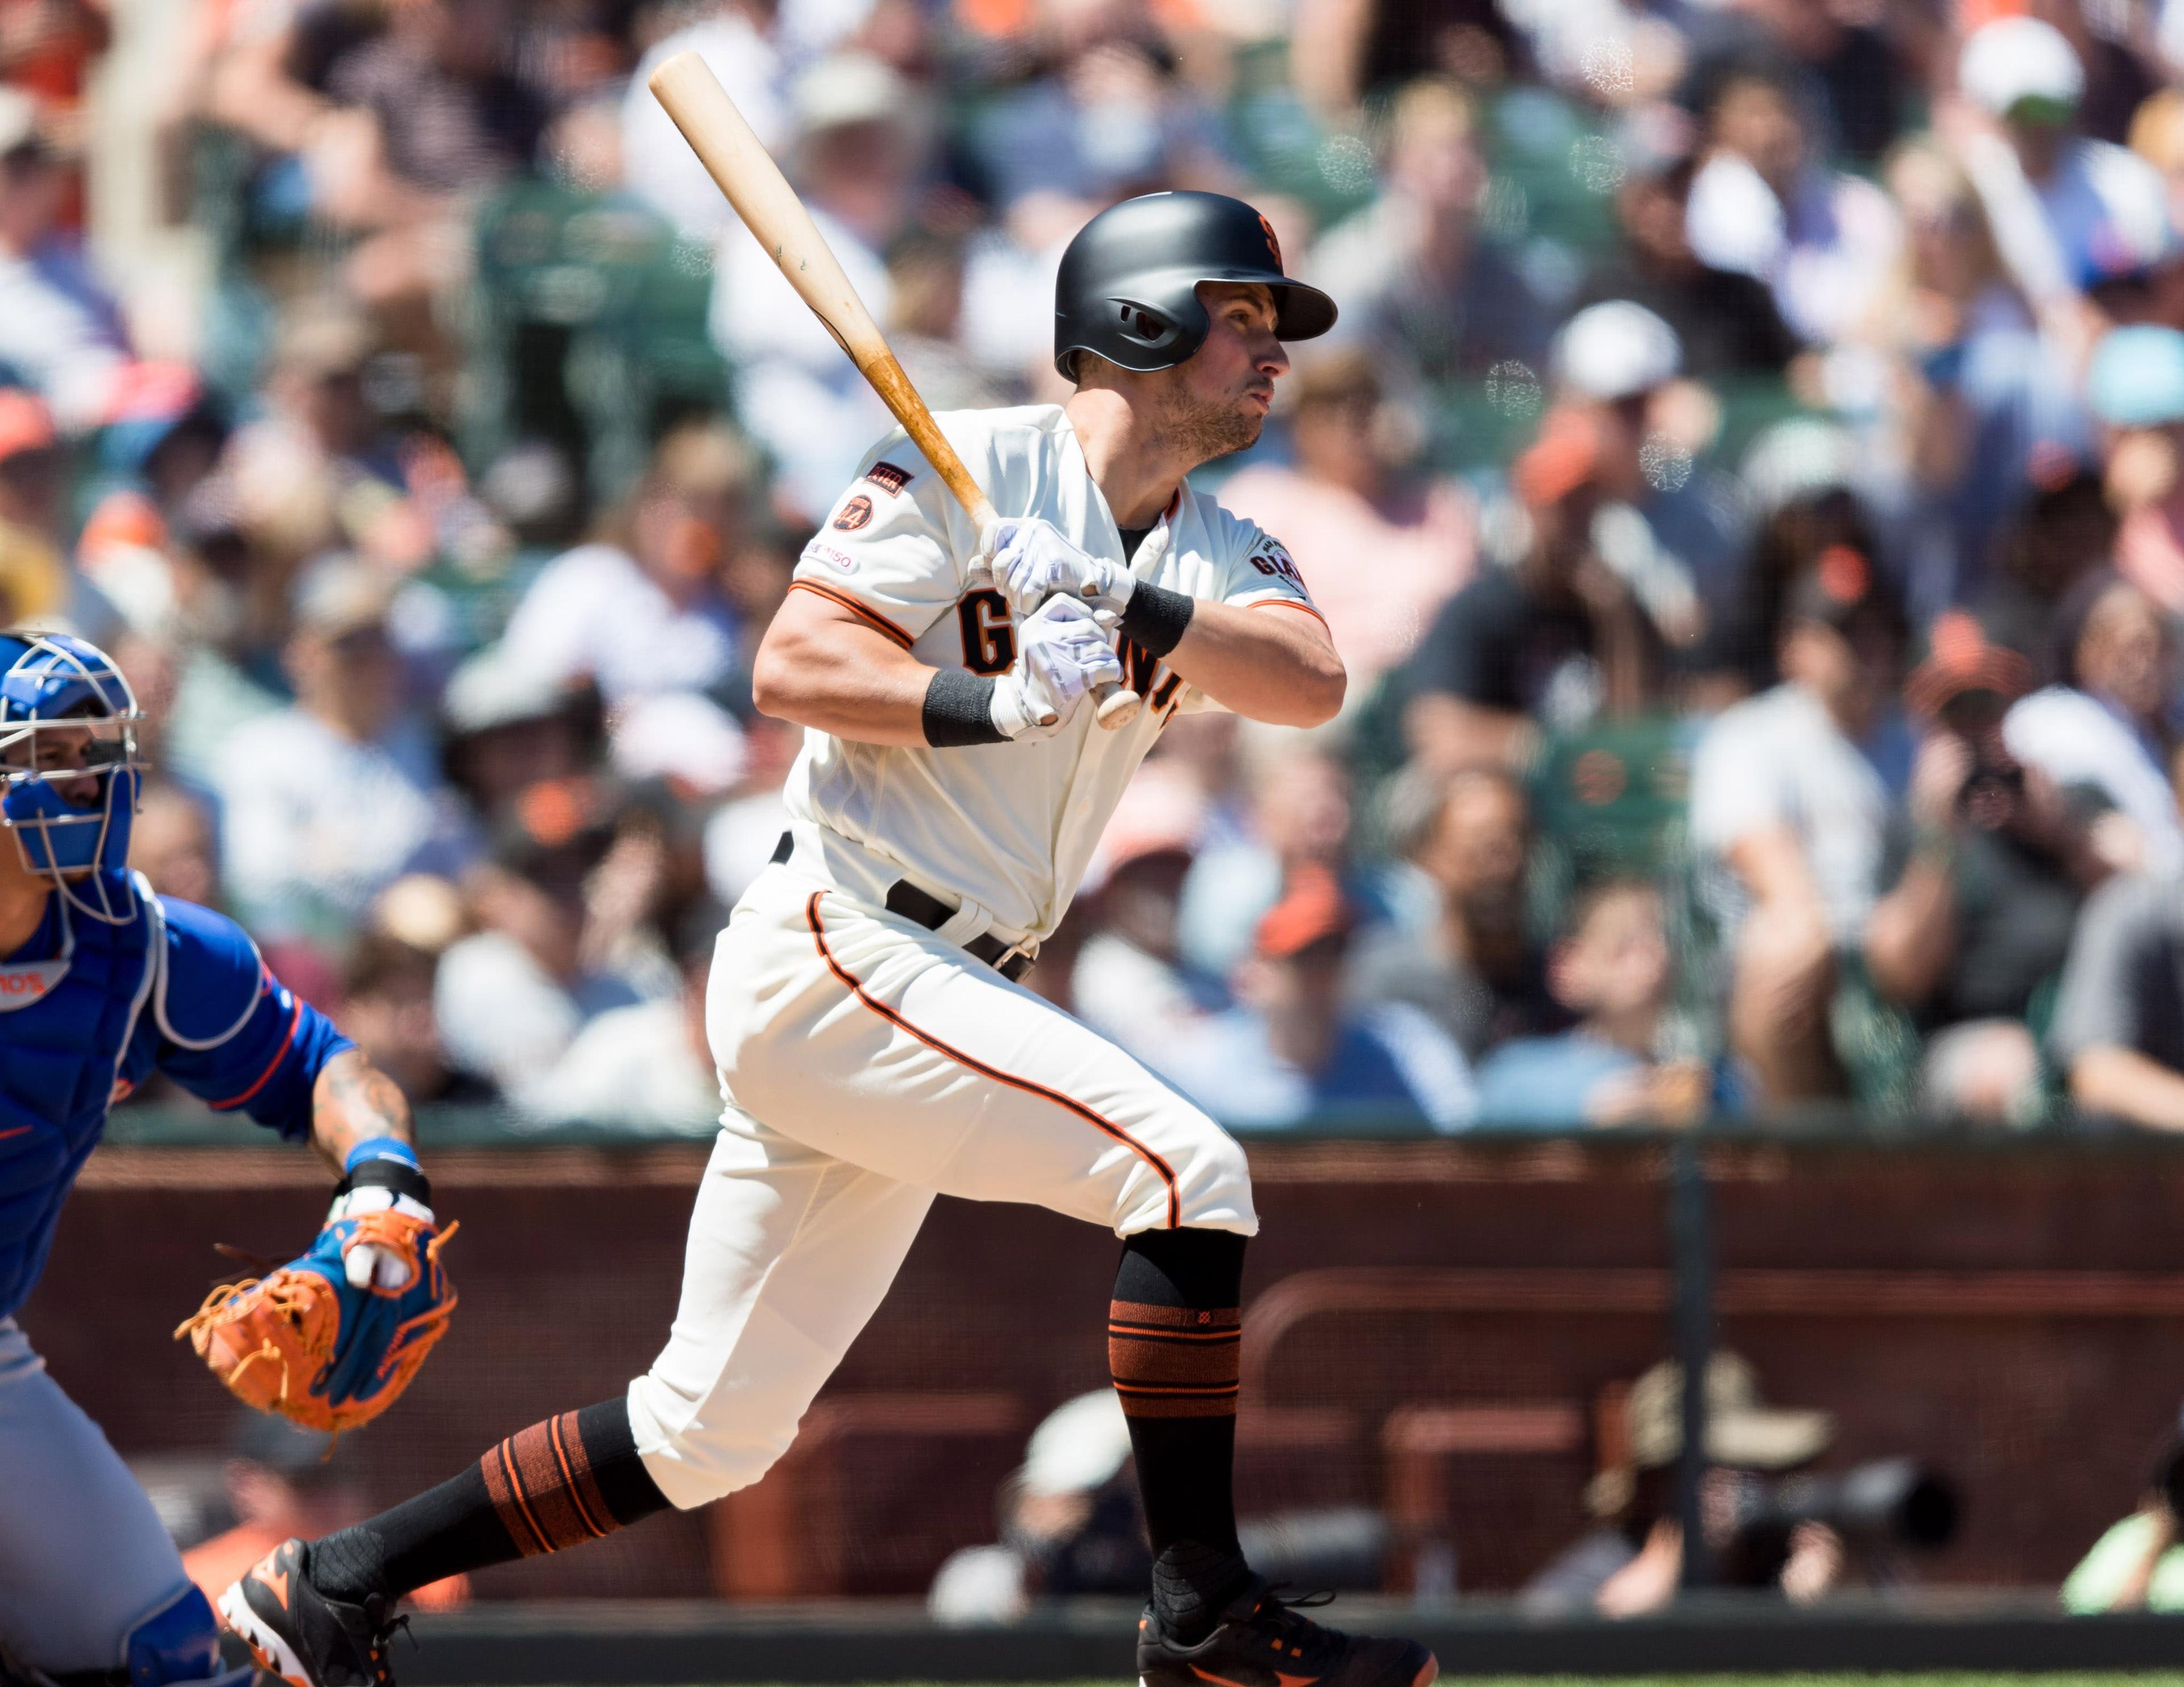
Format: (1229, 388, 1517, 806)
(989, 596, 1124, 740)
(989, 516, 1135, 625)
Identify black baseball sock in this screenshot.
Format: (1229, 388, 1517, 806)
(309, 1398, 671, 1604)
(1111, 1227, 1252, 1642)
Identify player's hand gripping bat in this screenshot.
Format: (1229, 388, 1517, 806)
(648, 53, 1143, 729)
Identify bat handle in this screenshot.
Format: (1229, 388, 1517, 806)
(1094, 684, 1142, 729)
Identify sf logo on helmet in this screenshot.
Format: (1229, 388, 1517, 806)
(1259, 215, 1281, 269)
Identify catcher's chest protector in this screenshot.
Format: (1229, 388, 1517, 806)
(0, 869, 153, 1317)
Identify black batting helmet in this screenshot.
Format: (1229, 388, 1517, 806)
(1053, 192, 1337, 382)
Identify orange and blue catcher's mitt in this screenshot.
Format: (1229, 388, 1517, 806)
(176, 1147, 456, 1434)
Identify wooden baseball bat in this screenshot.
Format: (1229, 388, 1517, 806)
(647, 52, 1141, 729)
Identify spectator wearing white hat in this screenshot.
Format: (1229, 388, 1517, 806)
(439, 643, 602, 828)
(1954, 16, 2175, 326)
(1548, 298, 1736, 620)
(708, 53, 928, 520)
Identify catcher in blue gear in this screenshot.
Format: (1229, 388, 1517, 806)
(0, 632, 454, 1686)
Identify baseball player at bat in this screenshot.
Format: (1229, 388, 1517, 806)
(224, 191, 1437, 1687)
(0, 633, 452, 1687)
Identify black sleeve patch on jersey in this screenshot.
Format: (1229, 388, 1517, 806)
(833, 494, 875, 531)
(865, 461, 914, 496)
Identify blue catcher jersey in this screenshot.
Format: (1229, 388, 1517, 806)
(0, 868, 351, 1316)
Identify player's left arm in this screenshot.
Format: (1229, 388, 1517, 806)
(1160, 520, 1344, 725)
(1153, 597, 1344, 727)
(988, 512, 1343, 726)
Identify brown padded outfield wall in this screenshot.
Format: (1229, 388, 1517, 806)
(23, 1134, 2184, 1600)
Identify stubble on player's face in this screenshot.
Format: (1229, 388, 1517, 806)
(1153, 284, 1288, 465)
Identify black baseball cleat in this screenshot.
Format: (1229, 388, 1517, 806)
(1136, 1577, 1438, 1687)
(218, 1539, 402, 1687)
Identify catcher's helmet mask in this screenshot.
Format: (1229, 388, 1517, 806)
(0, 631, 147, 925)
(1054, 192, 1337, 382)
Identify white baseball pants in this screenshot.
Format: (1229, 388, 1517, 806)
(627, 863, 1254, 1509)
(0, 1317, 198, 1670)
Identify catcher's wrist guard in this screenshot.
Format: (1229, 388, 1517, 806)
(333, 1150, 432, 1211)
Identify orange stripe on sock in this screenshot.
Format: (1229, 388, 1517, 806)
(1111, 1292, 1240, 1421)
(1112, 1342, 1239, 1385)
(1108, 1301, 1239, 1332)
(547, 1412, 608, 1541)
(507, 1417, 603, 1552)
(1112, 1387, 1241, 1419)
(805, 892, 1181, 1227)
(482, 1441, 548, 1556)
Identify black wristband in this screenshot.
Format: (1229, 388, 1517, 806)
(335, 1155, 432, 1208)
(1117, 581, 1195, 658)
(922, 668, 1008, 747)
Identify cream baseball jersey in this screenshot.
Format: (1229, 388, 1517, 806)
(782, 403, 1322, 944)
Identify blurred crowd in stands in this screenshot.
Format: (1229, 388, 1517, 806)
(24, 0, 2184, 1132)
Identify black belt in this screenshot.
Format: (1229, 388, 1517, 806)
(771, 832, 1034, 981)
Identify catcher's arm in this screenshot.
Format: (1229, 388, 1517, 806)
(309, 1047, 416, 1174)
(154, 898, 456, 1430)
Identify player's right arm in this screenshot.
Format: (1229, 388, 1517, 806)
(754, 588, 940, 746)
(756, 586, 1120, 747)
(755, 438, 1119, 747)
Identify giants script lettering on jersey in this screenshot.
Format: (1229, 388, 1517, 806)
(1247, 540, 1310, 596)
(1119, 638, 1186, 718)
(954, 592, 1182, 716)
(957, 590, 1016, 676)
